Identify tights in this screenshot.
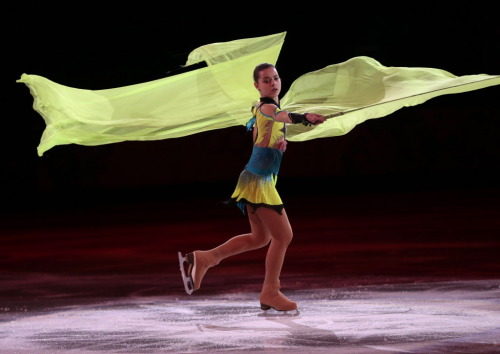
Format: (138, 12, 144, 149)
(192, 205, 297, 311)
(210, 205, 293, 285)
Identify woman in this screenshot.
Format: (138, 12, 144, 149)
(178, 63, 326, 312)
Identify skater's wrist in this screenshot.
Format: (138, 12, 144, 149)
(288, 112, 312, 126)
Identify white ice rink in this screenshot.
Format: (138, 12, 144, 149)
(1, 274, 499, 353)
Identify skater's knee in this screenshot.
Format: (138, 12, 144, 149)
(251, 232, 271, 248)
(272, 229, 293, 245)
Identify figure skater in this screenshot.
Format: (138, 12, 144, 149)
(178, 63, 326, 312)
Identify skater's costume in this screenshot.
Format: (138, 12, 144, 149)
(230, 97, 287, 215)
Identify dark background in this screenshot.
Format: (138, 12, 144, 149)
(4, 3, 500, 219)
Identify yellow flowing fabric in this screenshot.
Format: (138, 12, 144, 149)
(17, 32, 500, 156)
(17, 32, 287, 156)
(283, 57, 500, 141)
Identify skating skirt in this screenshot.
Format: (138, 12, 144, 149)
(230, 169, 284, 215)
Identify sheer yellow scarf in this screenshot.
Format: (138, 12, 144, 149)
(17, 31, 499, 156)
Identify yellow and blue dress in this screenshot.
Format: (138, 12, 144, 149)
(230, 98, 288, 215)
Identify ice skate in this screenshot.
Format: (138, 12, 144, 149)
(178, 252, 195, 294)
(260, 281, 298, 313)
(178, 251, 219, 295)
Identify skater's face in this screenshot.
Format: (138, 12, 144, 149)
(254, 67, 281, 100)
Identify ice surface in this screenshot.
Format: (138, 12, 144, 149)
(1, 275, 499, 353)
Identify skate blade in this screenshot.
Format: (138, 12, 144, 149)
(258, 307, 300, 317)
(259, 303, 300, 317)
(178, 251, 194, 295)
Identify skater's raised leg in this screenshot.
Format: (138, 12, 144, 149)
(180, 205, 272, 293)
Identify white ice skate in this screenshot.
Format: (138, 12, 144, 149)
(178, 252, 194, 295)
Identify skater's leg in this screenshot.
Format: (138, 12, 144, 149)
(185, 204, 272, 291)
(257, 207, 297, 311)
(211, 204, 272, 259)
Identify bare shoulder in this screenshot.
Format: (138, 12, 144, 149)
(259, 103, 277, 116)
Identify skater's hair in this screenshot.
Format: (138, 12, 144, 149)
(253, 63, 276, 83)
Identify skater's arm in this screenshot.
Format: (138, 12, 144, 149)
(260, 104, 326, 125)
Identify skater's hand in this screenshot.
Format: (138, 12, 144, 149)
(305, 113, 326, 125)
